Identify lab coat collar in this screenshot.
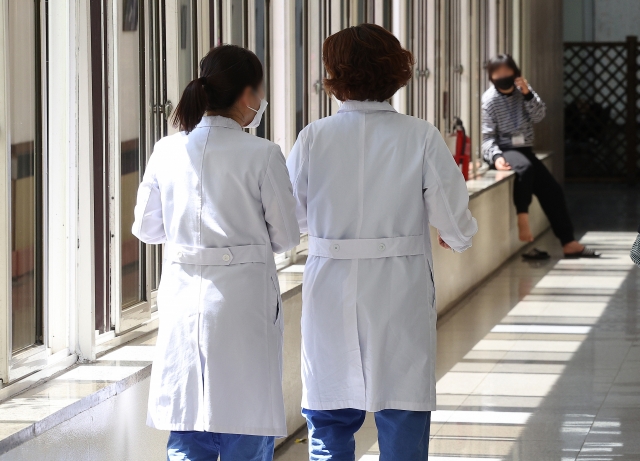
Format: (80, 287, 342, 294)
(337, 100, 397, 114)
(198, 115, 244, 130)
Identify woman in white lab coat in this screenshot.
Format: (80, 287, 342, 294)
(132, 45, 299, 461)
(287, 25, 478, 461)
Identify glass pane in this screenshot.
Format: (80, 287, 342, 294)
(229, 0, 245, 46)
(295, 0, 305, 135)
(307, 0, 321, 123)
(91, 0, 110, 332)
(254, 0, 269, 138)
(209, 0, 223, 47)
(178, 0, 195, 93)
(119, 0, 143, 307)
(9, 0, 42, 353)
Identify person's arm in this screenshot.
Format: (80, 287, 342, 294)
(516, 77, 546, 123)
(423, 128, 478, 252)
(260, 145, 300, 254)
(286, 128, 310, 234)
(132, 147, 166, 244)
(481, 103, 504, 165)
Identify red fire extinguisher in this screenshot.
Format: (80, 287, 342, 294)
(452, 117, 471, 180)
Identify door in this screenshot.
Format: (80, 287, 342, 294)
(114, 0, 198, 334)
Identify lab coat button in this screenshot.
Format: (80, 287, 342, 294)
(177, 252, 183, 258)
(222, 254, 231, 262)
(332, 244, 340, 252)
(378, 243, 386, 252)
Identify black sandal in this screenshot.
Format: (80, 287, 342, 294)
(564, 246, 601, 259)
(522, 248, 551, 260)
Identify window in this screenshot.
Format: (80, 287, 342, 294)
(405, 0, 431, 120)
(114, 0, 174, 333)
(178, 0, 198, 92)
(252, 0, 271, 139)
(8, 0, 46, 356)
(439, 0, 463, 133)
(118, 0, 145, 315)
(295, 0, 307, 135)
(90, 0, 110, 334)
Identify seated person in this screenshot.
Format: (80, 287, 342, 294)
(481, 54, 599, 258)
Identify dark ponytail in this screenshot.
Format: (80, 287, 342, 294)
(172, 45, 264, 133)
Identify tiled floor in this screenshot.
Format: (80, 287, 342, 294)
(275, 184, 640, 461)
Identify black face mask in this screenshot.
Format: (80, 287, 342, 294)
(493, 76, 516, 90)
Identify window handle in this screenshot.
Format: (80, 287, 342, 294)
(162, 100, 173, 120)
(313, 80, 324, 94)
(153, 100, 173, 120)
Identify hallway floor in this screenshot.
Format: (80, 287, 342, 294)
(275, 184, 640, 460)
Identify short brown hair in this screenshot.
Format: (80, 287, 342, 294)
(322, 24, 414, 102)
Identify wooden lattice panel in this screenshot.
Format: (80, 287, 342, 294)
(564, 42, 638, 179)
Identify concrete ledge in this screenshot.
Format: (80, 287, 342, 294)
(432, 153, 552, 316)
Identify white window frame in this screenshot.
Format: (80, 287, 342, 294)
(0, 0, 88, 389)
(0, 0, 52, 384)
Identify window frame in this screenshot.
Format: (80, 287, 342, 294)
(0, 0, 50, 384)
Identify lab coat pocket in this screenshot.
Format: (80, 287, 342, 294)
(426, 258, 436, 309)
(270, 275, 283, 332)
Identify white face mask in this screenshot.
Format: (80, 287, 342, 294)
(245, 98, 268, 129)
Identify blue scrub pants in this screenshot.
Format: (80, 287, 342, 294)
(167, 431, 275, 461)
(303, 408, 431, 461)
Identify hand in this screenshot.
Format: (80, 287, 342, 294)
(495, 157, 511, 171)
(438, 234, 451, 250)
(515, 77, 530, 94)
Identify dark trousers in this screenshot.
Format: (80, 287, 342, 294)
(501, 147, 575, 245)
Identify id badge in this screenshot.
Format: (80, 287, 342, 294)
(512, 133, 525, 146)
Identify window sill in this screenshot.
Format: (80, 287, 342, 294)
(0, 341, 154, 456)
(466, 152, 552, 199)
(0, 350, 77, 402)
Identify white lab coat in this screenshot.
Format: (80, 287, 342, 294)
(132, 115, 299, 436)
(287, 100, 477, 412)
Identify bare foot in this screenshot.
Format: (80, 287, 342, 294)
(517, 213, 534, 242)
(563, 241, 585, 255)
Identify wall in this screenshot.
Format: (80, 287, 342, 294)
(280, 291, 305, 439)
(432, 172, 549, 315)
(522, 0, 565, 180)
(563, 0, 640, 42)
(563, 0, 585, 42)
(594, 0, 640, 42)
(0, 376, 168, 461)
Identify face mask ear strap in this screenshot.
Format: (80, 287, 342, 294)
(246, 90, 261, 113)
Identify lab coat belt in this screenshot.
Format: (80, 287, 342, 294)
(308, 235, 424, 259)
(166, 243, 266, 266)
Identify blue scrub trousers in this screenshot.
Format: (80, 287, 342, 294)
(303, 408, 431, 461)
(167, 431, 275, 461)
